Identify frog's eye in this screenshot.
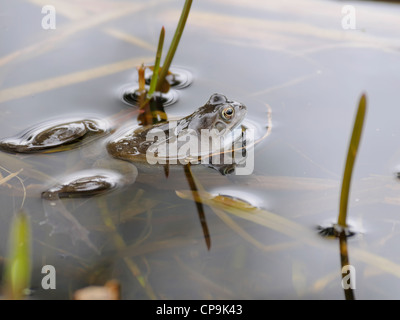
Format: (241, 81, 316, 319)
(221, 106, 235, 121)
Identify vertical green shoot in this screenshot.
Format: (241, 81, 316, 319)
(156, 0, 192, 92)
(4, 210, 31, 300)
(148, 27, 165, 98)
(338, 94, 367, 227)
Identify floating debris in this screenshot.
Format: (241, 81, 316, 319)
(176, 189, 258, 212)
(317, 224, 356, 238)
(0, 118, 108, 154)
(41, 168, 133, 200)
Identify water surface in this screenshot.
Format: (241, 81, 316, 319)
(1, 0, 400, 299)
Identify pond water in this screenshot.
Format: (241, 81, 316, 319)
(1, 0, 400, 299)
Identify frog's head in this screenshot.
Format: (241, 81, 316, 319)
(186, 93, 247, 134)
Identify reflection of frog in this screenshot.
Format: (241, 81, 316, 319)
(0, 94, 247, 197)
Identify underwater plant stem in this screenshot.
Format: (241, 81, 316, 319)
(183, 163, 211, 250)
(339, 232, 355, 300)
(338, 94, 367, 227)
(156, 0, 192, 92)
(97, 198, 157, 299)
(148, 27, 165, 98)
(4, 210, 31, 300)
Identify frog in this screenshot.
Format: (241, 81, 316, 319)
(106, 93, 247, 171)
(0, 94, 249, 253)
(0, 94, 247, 198)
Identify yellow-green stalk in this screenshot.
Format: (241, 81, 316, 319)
(338, 94, 367, 227)
(4, 210, 31, 300)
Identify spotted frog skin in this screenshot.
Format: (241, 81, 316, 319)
(0, 118, 106, 154)
(106, 93, 247, 165)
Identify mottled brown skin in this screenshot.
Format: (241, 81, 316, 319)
(41, 175, 115, 200)
(2, 94, 246, 199)
(107, 93, 247, 166)
(0, 119, 105, 153)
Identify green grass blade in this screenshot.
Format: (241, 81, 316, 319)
(4, 210, 31, 300)
(156, 0, 192, 92)
(338, 94, 367, 227)
(147, 26, 165, 98)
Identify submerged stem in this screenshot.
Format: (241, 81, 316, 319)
(97, 198, 157, 299)
(183, 163, 211, 250)
(338, 94, 367, 227)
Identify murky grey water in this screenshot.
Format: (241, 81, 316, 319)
(1, 0, 400, 299)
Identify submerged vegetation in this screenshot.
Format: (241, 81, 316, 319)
(3, 211, 31, 300)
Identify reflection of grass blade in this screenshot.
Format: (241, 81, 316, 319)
(156, 0, 192, 92)
(147, 27, 165, 98)
(212, 206, 298, 252)
(338, 94, 367, 227)
(0, 169, 23, 185)
(4, 210, 31, 300)
(176, 190, 312, 244)
(176, 189, 400, 281)
(97, 198, 157, 299)
(0, 165, 26, 209)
